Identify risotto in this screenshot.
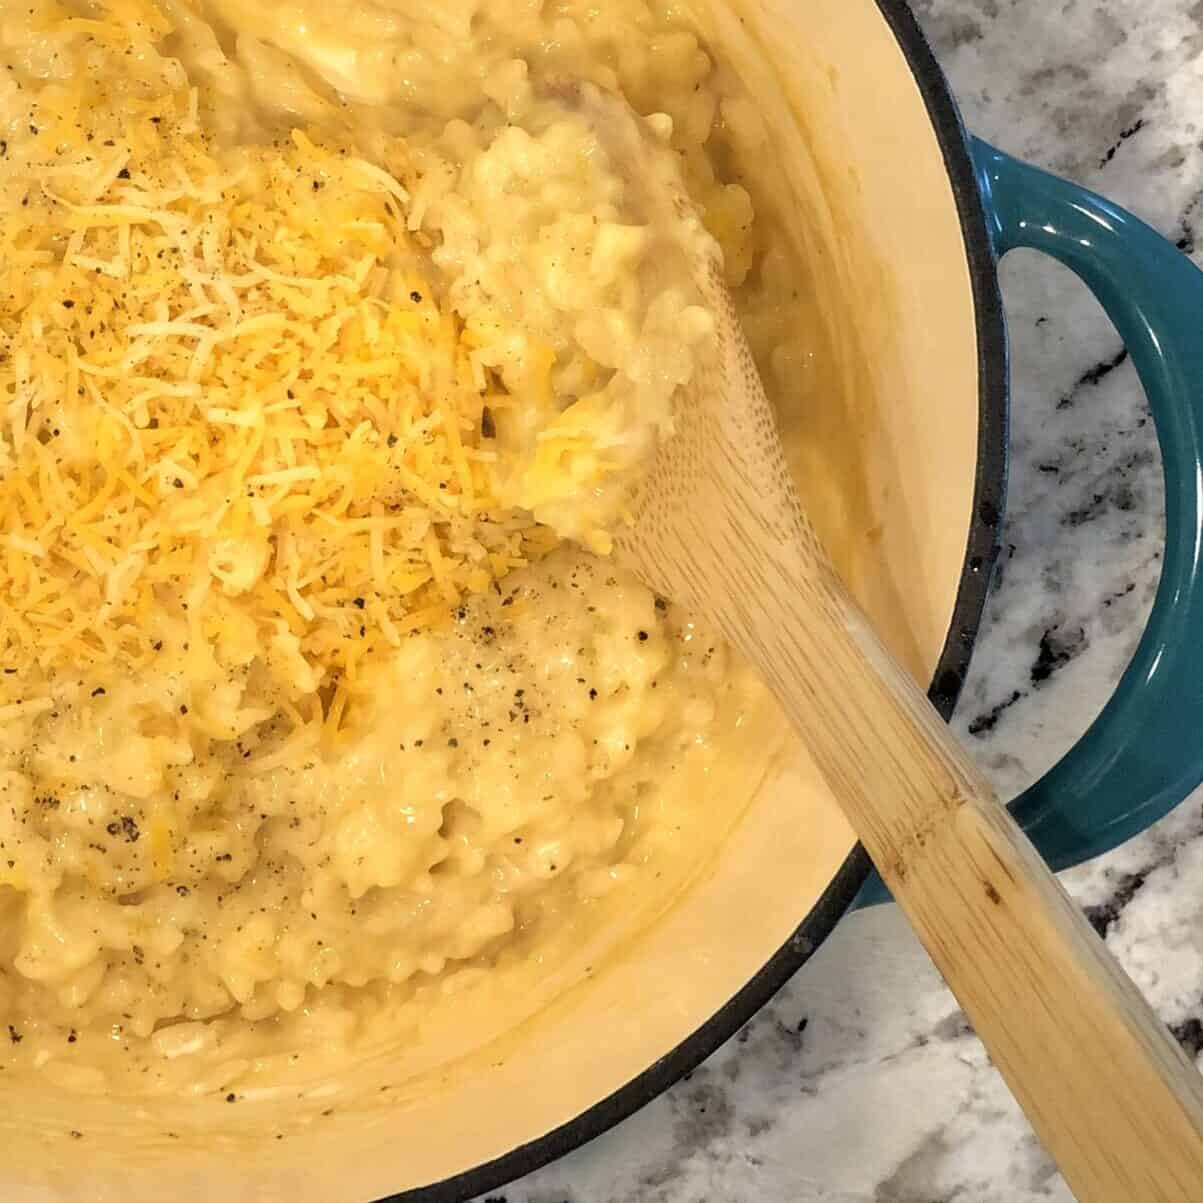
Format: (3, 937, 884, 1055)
(0, 0, 803, 1094)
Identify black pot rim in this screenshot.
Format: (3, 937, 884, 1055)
(377, 4, 1008, 1200)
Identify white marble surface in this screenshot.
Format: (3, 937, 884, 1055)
(474, 3, 1203, 1200)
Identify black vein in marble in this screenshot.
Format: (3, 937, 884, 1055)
(1098, 117, 1146, 169)
(1056, 348, 1129, 411)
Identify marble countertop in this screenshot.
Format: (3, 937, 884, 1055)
(476, 3, 1203, 1201)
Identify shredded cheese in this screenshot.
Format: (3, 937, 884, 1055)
(0, 0, 564, 710)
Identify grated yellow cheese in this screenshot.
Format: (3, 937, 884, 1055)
(0, 0, 567, 712)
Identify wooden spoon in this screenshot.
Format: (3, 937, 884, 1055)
(571, 84, 1203, 1200)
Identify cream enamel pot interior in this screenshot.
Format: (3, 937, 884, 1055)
(17, 0, 1203, 1199)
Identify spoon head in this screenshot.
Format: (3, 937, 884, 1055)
(551, 83, 816, 614)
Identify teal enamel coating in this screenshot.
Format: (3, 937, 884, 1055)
(856, 139, 1203, 908)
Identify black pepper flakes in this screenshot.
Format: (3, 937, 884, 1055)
(7, 1025, 21, 1044)
(106, 816, 140, 843)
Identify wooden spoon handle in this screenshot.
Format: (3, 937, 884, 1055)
(750, 543, 1203, 1193)
(584, 83, 1203, 1192)
(733, 539, 1203, 1200)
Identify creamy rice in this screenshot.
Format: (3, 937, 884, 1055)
(0, 0, 801, 1094)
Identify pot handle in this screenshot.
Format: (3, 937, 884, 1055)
(856, 138, 1203, 908)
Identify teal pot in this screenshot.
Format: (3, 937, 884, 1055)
(16, 2, 1203, 1202)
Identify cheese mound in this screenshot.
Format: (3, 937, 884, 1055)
(0, 7, 569, 709)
